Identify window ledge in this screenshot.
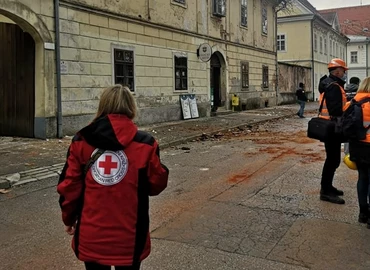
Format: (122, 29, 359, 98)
(174, 90, 189, 93)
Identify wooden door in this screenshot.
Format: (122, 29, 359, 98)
(0, 23, 35, 137)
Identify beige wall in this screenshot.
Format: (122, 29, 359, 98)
(64, 0, 276, 51)
(58, 5, 276, 119)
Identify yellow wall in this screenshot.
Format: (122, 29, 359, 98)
(277, 20, 311, 63)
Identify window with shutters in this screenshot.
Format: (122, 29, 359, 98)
(174, 55, 188, 91)
(114, 49, 135, 91)
(241, 61, 249, 89)
(241, 0, 248, 27)
(262, 65, 269, 89)
(262, 2, 268, 35)
(213, 0, 226, 17)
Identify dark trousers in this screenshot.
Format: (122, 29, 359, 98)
(357, 162, 370, 213)
(85, 262, 141, 270)
(321, 140, 341, 192)
(297, 100, 306, 117)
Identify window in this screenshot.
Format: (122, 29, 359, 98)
(324, 38, 327, 55)
(213, 0, 226, 17)
(277, 34, 286, 51)
(336, 43, 338, 57)
(262, 65, 269, 88)
(241, 62, 249, 88)
(241, 0, 248, 27)
(351, 51, 358, 63)
(314, 34, 317, 51)
(174, 55, 188, 90)
(173, 0, 185, 4)
(319, 36, 323, 54)
(114, 49, 134, 91)
(330, 40, 332, 56)
(262, 3, 268, 35)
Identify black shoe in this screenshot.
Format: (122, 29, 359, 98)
(320, 191, 345, 204)
(299, 115, 305, 118)
(331, 187, 344, 196)
(359, 213, 368, 223)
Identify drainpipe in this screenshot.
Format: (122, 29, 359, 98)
(310, 18, 315, 101)
(54, 0, 63, 138)
(275, 10, 279, 103)
(366, 38, 369, 77)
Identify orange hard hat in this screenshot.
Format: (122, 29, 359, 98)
(328, 58, 348, 71)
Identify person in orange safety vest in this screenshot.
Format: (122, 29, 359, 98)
(348, 77, 370, 227)
(318, 58, 348, 205)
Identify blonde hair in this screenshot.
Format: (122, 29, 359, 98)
(358, 77, 370, 93)
(94, 85, 137, 121)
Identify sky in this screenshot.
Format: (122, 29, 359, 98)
(308, 0, 370, 9)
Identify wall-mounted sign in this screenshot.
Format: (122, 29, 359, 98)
(197, 43, 212, 62)
(60, 61, 68, 74)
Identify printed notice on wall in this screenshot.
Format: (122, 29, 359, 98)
(180, 95, 192, 120)
(188, 94, 199, 118)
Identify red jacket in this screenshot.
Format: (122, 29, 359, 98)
(57, 114, 169, 266)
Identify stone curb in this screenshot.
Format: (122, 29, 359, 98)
(0, 163, 64, 189)
(0, 110, 312, 190)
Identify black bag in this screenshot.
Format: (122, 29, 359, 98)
(307, 117, 335, 141)
(307, 92, 336, 141)
(341, 98, 370, 141)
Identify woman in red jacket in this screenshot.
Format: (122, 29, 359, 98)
(57, 85, 169, 270)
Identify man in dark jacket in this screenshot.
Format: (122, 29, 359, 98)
(345, 76, 360, 101)
(296, 82, 308, 118)
(318, 58, 348, 205)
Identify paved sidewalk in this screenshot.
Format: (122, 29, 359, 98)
(0, 103, 317, 188)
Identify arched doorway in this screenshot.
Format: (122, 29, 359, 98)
(210, 51, 226, 112)
(0, 1, 54, 138)
(0, 21, 35, 136)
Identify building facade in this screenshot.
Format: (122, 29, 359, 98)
(320, 5, 370, 83)
(277, 0, 348, 101)
(0, 0, 279, 138)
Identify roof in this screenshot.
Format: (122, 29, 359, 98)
(346, 35, 369, 43)
(320, 5, 370, 37)
(320, 12, 336, 25)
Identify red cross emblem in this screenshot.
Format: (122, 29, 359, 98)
(98, 155, 118, 175)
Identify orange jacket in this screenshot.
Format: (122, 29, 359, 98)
(352, 93, 370, 143)
(319, 83, 347, 119)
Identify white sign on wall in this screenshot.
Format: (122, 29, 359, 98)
(60, 61, 68, 74)
(197, 43, 212, 62)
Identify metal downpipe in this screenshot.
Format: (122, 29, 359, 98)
(54, 0, 63, 138)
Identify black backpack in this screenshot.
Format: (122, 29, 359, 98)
(341, 98, 370, 141)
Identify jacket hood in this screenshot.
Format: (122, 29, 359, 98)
(318, 74, 345, 94)
(345, 83, 359, 93)
(79, 114, 138, 151)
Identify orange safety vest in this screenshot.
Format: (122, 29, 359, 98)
(319, 83, 347, 119)
(353, 93, 370, 143)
